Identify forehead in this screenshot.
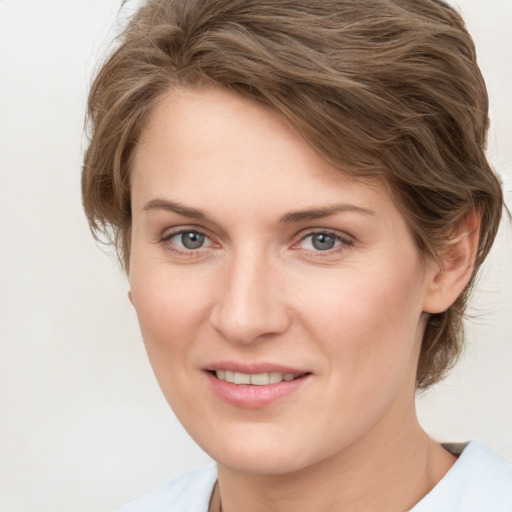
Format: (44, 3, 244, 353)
(131, 86, 401, 226)
(135, 86, 338, 181)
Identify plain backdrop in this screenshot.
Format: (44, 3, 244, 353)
(0, 1, 510, 511)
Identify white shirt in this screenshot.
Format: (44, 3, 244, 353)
(116, 441, 512, 511)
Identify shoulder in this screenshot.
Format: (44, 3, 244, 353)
(411, 441, 512, 512)
(115, 464, 217, 512)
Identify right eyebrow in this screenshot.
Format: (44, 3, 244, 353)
(142, 198, 209, 221)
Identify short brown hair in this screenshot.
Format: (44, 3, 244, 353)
(82, 0, 503, 389)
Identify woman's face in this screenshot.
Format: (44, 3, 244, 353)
(129, 87, 438, 475)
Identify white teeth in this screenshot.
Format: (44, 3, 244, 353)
(269, 372, 282, 384)
(234, 372, 251, 384)
(214, 370, 301, 385)
(250, 373, 270, 385)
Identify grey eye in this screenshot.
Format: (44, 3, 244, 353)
(299, 232, 342, 251)
(311, 233, 336, 250)
(180, 231, 205, 249)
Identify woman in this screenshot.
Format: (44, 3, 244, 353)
(82, 0, 511, 510)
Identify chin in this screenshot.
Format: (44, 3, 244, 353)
(213, 446, 313, 476)
(189, 419, 342, 476)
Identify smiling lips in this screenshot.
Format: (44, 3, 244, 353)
(215, 370, 303, 385)
(206, 367, 311, 408)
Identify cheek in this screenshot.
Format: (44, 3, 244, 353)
(294, 260, 425, 381)
(128, 266, 213, 417)
(128, 260, 214, 379)
(131, 256, 209, 330)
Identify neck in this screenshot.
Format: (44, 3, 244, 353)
(214, 408, 455, 512)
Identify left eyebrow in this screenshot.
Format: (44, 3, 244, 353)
(279, 204, 375, 223)
(142, 198, 209, 221)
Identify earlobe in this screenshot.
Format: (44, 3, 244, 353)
(422, 211, 480, 314)
(128, 290, 134, 306)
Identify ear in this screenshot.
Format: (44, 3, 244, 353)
(128, 290, 134, 306)
(422, 211, 480, 314)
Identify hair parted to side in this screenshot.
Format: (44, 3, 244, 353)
(82, 0, 503, 389)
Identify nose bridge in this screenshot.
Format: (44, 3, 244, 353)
(210, 244, 289, 344)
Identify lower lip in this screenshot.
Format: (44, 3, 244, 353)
(205, 372, 310, 409)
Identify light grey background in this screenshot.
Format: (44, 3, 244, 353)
(0, 1, 510, 511)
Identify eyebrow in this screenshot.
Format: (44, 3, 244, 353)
(279, 204, 375, 223)
(143, 198, 209, 220)
(142, 198, 375, 222)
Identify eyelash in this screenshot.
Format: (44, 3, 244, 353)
(160, 228, 216, 257)
(294, 230, 353, 256)
(159, 228, 353, 257)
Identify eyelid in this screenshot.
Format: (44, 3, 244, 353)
(160, 223, 210, 240)
(292, 228, 354, 252)
(160, 225, 218, 254)
(157, 225, 353, 256)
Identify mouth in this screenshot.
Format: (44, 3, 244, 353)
(205, 366, 312, 408)
(212, 370, 307, 386)
(203, 361, 312, 407)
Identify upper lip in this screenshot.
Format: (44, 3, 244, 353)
(204, 361, 310, 375)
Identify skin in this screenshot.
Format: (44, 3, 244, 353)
(128, 87, 475, 512)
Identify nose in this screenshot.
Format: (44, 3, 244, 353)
(209, 250, 291, 345)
